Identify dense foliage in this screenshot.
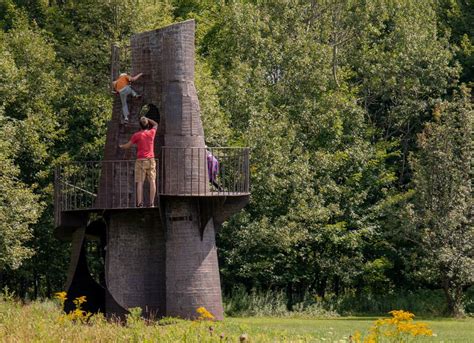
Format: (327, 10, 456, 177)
(0, 0, 472, 317)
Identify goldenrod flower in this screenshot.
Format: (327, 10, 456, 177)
(196, 306, 215, 320)
(354, 309, 434, 342)
(55, 291, 68, 310)
(54, 291, 67, 302)
(73, 296, 87, 306)
(389, 309, 415, 322)
(353, 330, 361, 343)
(56, 294, 92, 324)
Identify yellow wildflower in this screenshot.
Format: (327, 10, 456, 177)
(196, 306, 215, 321)
(357, 310, 433, 342)
(55, 291, 68, 310)
(55, 291, 67, 300)
(389, 309, 415, 322)
(73, 296, 87, 307)
(56, 294, 92, 324)
(353, 330, 361, 343)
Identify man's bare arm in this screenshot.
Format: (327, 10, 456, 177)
(147, 117, 158, 129)
(130, 73, 143, 82)
(119, 140, 133, 149)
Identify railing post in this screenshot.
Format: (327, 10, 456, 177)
(159, 148, 163, 195)
(119, 161, 122, 208)
(200, 147, 203, 196)
(54, 167, 59, 226)
(191, 148, 194, 196)
(106, 161, 109, 209)
(246, 148, 250, 193)
(178, 148, 181, 195)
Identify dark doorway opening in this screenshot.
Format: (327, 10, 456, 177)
(139, 103, 160, 126)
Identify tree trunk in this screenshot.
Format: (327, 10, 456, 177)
(286, 282, 293, 311)
(317, 277, 327, 299)
(334, 275, 340, 297)
(443, 281, 465, 317)
(33, 270, 38, 300)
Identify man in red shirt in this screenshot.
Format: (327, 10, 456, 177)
(119, 116, 158, 207)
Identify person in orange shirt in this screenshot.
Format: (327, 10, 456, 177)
(112, 72, 143, 123)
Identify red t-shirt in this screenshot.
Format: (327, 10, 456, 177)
(131, 127, 157, 159)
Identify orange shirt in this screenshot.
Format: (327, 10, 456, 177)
(114, 75, 131, 92)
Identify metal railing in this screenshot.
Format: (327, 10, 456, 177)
(54, 147, 250, 212)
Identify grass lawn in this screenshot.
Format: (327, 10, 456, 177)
(227, 316, 474, 342)
(1, 299, 473, 342)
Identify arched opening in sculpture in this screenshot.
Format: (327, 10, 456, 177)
(85, 219, 107, 288)
(139, 103, 160, 124)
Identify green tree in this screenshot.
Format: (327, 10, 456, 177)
(350, 0, 458, 184)
(437, 0, 474, 85)
(0, 6, 71, 295)
(0, 114, 42, 271)
(407, 87, 473, 317)
(206, 2, 400, 298)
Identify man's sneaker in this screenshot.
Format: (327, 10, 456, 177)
(137, 203, 143, 208)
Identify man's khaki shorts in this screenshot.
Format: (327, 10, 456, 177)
(135, 159, 156, 183)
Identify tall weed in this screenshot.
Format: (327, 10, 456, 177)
(223, 287, 474, 317)
(223, 286, 338, 317)
(335, 290, 448, 316)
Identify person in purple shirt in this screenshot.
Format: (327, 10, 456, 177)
(206, 148, 222, 191)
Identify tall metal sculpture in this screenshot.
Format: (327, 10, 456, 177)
(54, 20, 250, 320)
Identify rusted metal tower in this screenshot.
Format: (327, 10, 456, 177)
(54, 20, 249, 320)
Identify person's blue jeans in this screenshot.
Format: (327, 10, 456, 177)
(119, 85, 138, 120)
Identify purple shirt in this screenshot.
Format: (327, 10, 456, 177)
(207, 152, 219, 182)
